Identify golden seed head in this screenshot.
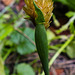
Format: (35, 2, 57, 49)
(23, 0, 53, 28)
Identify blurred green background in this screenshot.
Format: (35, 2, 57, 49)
(0, 0, 75, 75)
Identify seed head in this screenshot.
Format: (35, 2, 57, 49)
(23, 0, 53, 28)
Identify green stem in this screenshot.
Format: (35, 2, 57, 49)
(49, 34, 74, 68)
(3, 49, 12, 61)
(0, 55, 5, 75)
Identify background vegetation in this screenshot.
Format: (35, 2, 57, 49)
(0, 0, 75, 75)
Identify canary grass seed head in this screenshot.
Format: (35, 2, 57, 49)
(23, 0, 53, 28)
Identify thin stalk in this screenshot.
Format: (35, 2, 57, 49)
(0, 55, 5, 75)
(15, 28, 35, 45)
(49, 34, 74, 68)
(3, 50, 12, 61)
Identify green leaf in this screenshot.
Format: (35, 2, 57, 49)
(69, 21, 75, 34)
(0, 24, 13, 41)
(11, 28, 35, 55)
(66, 41, 75, 58)
(17, 41, 35, 55)
(16, 63, 35, 75)
(33, 1, 45, 24)
(66, 11, 75, 18)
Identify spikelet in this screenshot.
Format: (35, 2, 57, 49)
(23, 0, 53, 28)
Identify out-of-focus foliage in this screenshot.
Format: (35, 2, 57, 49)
(0, 43, 5, 75)
(0, 56, 5, 75)
(10, 28, 35, 55)
(4, 66, 10, 75)
(56, 12, 75, 34)
(66, 41, 75, 58)
(0, 24, 13, 41)
(66, 11, 75, 17)
(47, 30, 55, 44)
(0, 3, 36, 75)
(0, 0, 75, 75)
(16, 63, 35, 75)
(53, 0, 75, 10)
